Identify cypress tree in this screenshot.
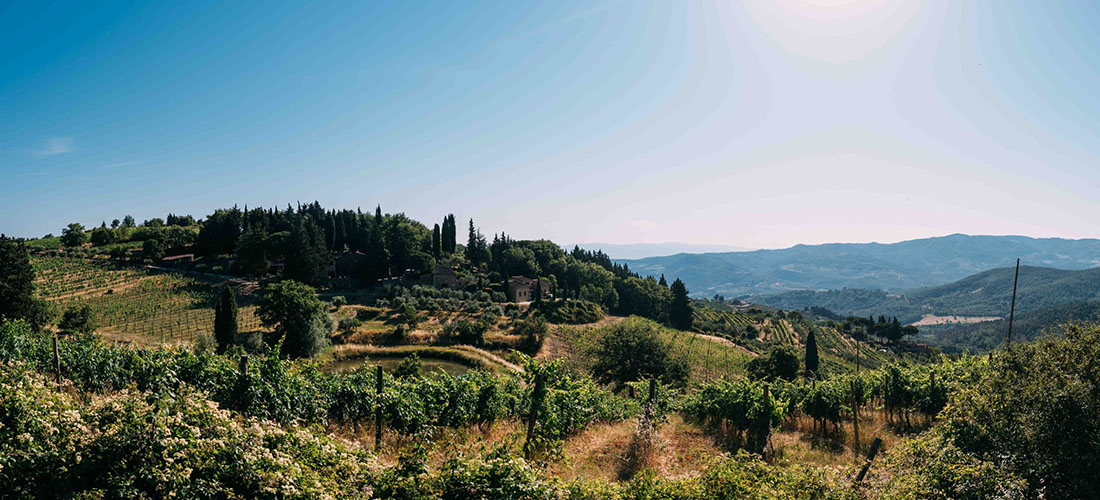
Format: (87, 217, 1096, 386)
(668, 278, 693, 331)
(804, 329, 819, 374)
(214, 285, 238, 354)
(443, 214, 457, 253)
(466, 219, 482, 264)
(0, 235, 50, 329)
(658, 274, 668, 287)
(432, 224, 441, 258)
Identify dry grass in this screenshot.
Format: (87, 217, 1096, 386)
(771, 410, 923, 469)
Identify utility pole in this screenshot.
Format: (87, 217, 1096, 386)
(1005, 258, 1020, 347)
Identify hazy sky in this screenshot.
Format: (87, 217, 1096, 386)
(3, 1, 1100, 249)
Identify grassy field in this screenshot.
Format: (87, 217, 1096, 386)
(554, 317, 754, 383)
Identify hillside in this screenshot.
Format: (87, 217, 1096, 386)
(750, 265, 1100, 325)
(931, 301, 1100, 353)
(619, 234, 1100, 296)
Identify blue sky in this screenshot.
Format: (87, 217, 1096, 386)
(3, 1, 1100, 249)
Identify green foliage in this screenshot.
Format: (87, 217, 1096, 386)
(284, 218, 328, 285)
(535, 299, 604, 324)
(0, 362, 373, 498)
(0, 320, 631, 438)
(685, 378, 788, 453)
(235, 227, 270, 277)
(61, 222, 87, 247)
(871, 432, 1027, 500)
(443, 319, 491, 346)
(614, 275, 670, 322)
(746, 345, 800, 381)
(935, 323, 1100, 498)
(142, 237, 165, 260)
(436, 455, 557, 500)
(513, 316, 548, 353)
(668, 278, 693, 330)
(213, 285, 238, 354)
(256, 280, 331, 359)
(401, 303, 421, 328)
(58, 305, 96, 334)
(89, 226, 117, 246)
(0, 235, 51, 330)
(591, 319, 690, 388)
(394, 353, 422, 379)
(192, 330, 217, 355)
(804, 329, 819, 373)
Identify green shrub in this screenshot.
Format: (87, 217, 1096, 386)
(443, 319, 491, 346)
(394, 353, 422, 379)
(535, 299, 604, 324)
(58, 305, 96, 335)
(591, 319, 690, 388)
(933, 323, 1100, 498)
(745, 345, 800, 381)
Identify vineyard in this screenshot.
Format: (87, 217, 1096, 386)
(32, 256, 146, 299)
(692, 304, 918, 375)
(32, 256, 263, 344)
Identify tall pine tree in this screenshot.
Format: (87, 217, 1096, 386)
(214, 285, 238, 354)
(804, 329, 819, 375)
(0, 235, 50, 329)
(668, 278, 693, 331)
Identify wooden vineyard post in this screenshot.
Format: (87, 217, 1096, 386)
(762, 383, 773, 461)
(647, 378, 657, 420)
(855, 437, 882, 483)
(852, 378, 860, 459)
(238, 354, 249, 375)
(375, 365, 384, 450)
(524, 372, 546, 461)
(705, 343, 712, 381)
(53, 333, 62, 383)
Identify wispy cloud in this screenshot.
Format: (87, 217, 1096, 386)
(32, 137, 76, 158)
(102, 160, 138, 169)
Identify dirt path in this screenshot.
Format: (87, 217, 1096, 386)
(535, 315, 625, 361)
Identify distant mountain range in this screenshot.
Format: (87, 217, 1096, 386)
(569, 242, 753, 260)
(619, 234, 1100, 296)
(749, 265, 1100, 324)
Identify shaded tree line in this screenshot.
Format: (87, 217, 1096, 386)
(197, 202, 458, 286)
(840, 315, 918, 342)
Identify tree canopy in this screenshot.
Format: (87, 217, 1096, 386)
(256, 280, 331, 359)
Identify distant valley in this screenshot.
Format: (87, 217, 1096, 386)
(618, 234, 1100, 296)
(749, 265, 1100, 324)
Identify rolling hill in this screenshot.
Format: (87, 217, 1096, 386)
(749, 265, 1100, 325)
(619, 234, 1100, 296)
